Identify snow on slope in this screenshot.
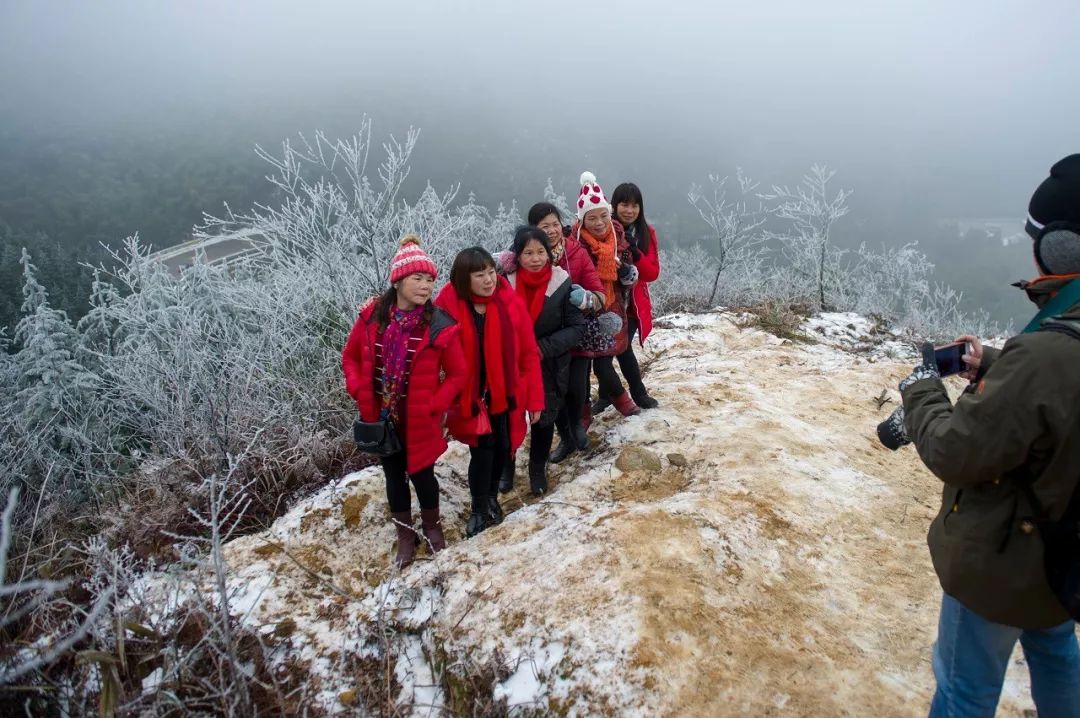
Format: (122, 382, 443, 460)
(153, 310, 1049, 716)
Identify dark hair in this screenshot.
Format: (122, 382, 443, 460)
(449, 246, 496, 299)
(512, 226, 553, 262)
(376, 286, 433, 332)
(610, 182, 650, 253)
(527, 202, 562, 227)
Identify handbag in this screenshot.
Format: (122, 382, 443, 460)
(579, 311, 616, 355)
(353, 410, 403, 456)
(354, 320, 422, 456)
(447, 397, 493, 437)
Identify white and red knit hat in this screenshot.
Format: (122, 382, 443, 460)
(389, 234, 438, 284)
(576, 171, 611, 219)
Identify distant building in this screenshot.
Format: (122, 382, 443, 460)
(148, 229, 266, 275)
(937, 218, 1027, 246)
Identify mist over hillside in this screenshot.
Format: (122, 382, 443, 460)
(2, 1, 1077, 333)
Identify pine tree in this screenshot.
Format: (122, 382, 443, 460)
(13, 250, 99, 449)
(75, 269, 122, 366)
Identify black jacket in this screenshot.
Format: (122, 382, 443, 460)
(507, 266, 585, 415)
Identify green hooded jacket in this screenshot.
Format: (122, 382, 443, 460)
(901, 277, 1080, 629)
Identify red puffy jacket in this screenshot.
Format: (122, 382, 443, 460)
(342, 300, 467, 474)
(556, 235, 604, 300)
(629, 224, 660, 346)
(434, 278, 545, 454)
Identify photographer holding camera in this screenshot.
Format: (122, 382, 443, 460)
(879, 154, 1080, 717)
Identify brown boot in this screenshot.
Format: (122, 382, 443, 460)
(391, 511, 418, 568)
(419, 507, 446, 554)
(612, 391, 641, 417)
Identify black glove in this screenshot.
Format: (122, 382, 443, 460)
(899, 342, 941, 392)
(876, 406, 910, 450)
(617, 261, 635, 281)
(877, 342, 939, 451)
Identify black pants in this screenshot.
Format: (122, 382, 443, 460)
(593, 319, 647, 400)
(381, 451, 438, 513)
(468, 411, 510, 512)
(559, 355, 591, 433)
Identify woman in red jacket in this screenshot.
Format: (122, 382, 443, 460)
(570, 172, 642, 420)
(593, 182, 661, 412)
(435, 247, 545, 537)
(342, 236, 467, 569)
(526, 201, 604, 463)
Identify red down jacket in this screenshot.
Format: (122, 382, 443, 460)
(630, 224, 660, 346)
(434, 277, 545, 454)
(342, 299, 467, 474)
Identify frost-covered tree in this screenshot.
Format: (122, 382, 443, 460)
(651, 244, 720, 314)
(687, 170, 769, 306)
(11, 251, 99, 460)
(543, 178, 572, 221)
(761, 165, 852, 310)
(75, 268, 121, 367)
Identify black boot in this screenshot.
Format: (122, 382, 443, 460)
(591, 393, 611, 415)
(466, 511, 487, 538)
(498, 455, 515, 494)
(569, 420, 590, 451)
(528, 461, 548, 496)
(631, 391, 659, 409)
(550, 417, 576, 464)
(486, 495, 504, 525)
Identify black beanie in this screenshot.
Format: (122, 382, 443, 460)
(1026, 154, 1080, 239)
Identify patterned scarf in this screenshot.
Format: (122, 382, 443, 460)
(577, 222, 619, 308)
(380, 305, 424, 422)
(515, 264, 552, 323)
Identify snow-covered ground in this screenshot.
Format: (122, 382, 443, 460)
(142, 310, 1051, 716)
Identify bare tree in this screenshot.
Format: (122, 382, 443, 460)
(760, 165, 852, 310)
(687, 169, 768, 306)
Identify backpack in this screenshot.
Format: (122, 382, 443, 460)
(1024, 318, 1080, 620)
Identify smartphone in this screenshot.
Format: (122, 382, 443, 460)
(934, 341, 968, 377)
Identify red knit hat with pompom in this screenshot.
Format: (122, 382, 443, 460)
(389, 234, 438, 283)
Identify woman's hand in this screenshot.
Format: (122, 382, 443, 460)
(955, 334, 983, 381)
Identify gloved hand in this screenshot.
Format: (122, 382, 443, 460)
(617, 262, 639, 286)
(876, 406, 910, 450)
(569, 284, 590, 311)
(878, 342, 940, 451)
(598, 311, 623, 337)
(899, 342, 941, 392)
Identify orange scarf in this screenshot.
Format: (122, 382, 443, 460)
(577, 223, 619, 308)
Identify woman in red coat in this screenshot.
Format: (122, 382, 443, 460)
(342, 236, 466, 568)
(592, 181, 661, 412)
(435, 247, 545, 537)
(570, 172, 642, 421)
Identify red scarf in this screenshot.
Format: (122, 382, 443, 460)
(515, 264, 551, 322)
(455, 289, 516, 416)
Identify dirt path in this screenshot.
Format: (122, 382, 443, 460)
(216, 311, 1055, 716)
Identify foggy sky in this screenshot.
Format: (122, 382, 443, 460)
(2, 0, 1079, 221)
